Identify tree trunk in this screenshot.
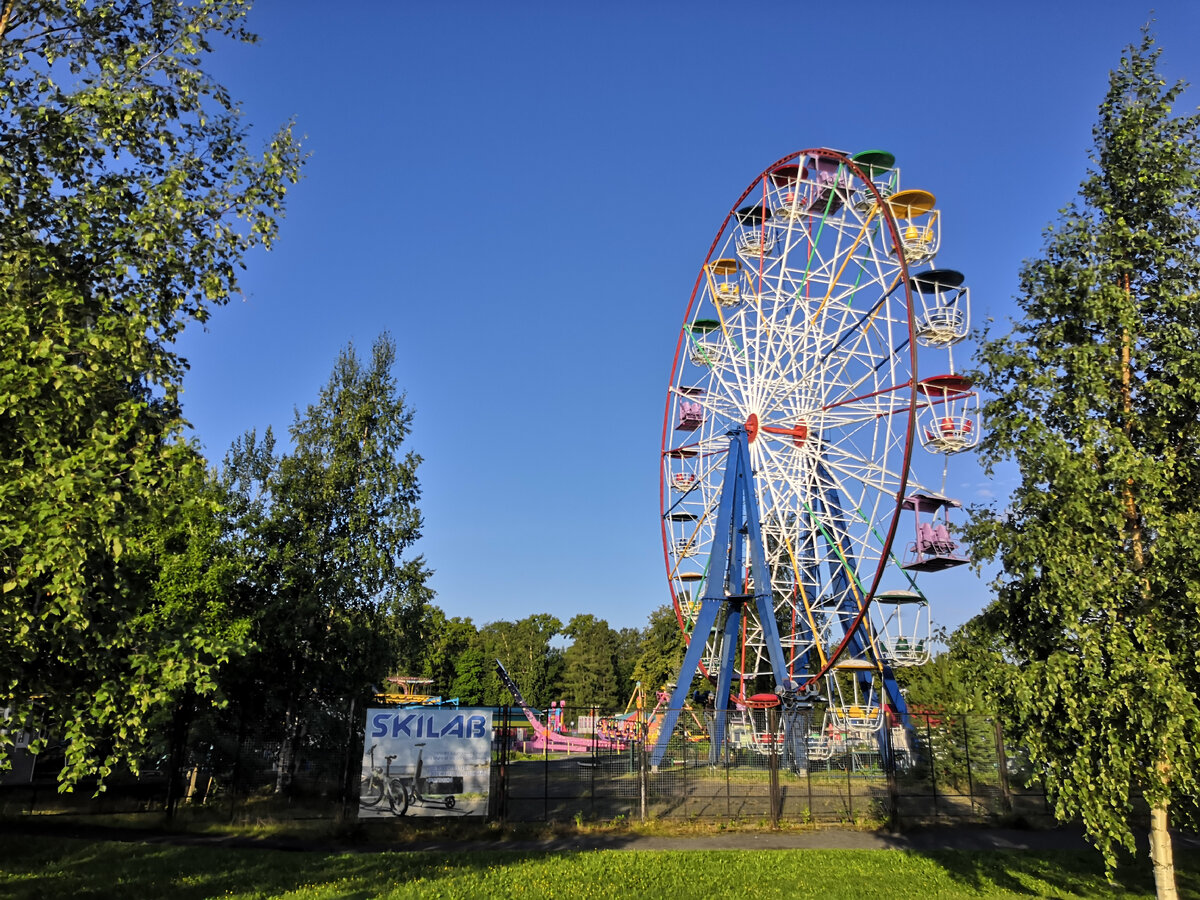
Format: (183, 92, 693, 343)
(164, 693, 195, 819)
(275, 693, 304, 795)
(1149, 798, 1178, 900)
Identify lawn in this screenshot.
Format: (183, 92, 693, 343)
(2, 835, 1198, 899)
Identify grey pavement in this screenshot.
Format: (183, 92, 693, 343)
(6, 818, 1199, 855)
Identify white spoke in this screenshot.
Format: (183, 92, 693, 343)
(662, 150, 964, 695)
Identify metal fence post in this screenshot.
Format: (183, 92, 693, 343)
(498, 705, 510, 823)
(845, 740, 853, 821)
(638, 701, 648, 823)
(962, 716, 975, 814)
(340, 696, 357, 820)
(725, 735, 732, 819)
(927, 718, 938, 819)
(768, 706, 780, 827)
(806, 747, 814, 822)
(884, 720, 899, 829)
(543, 706, 549, 822)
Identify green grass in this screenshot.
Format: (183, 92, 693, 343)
(2, 835, 1197, 899)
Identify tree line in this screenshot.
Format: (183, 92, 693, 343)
(416, 604, 686, 714)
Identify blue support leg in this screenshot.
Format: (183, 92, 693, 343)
(711, 600, 744, 764)
(649, 597, 722, 768)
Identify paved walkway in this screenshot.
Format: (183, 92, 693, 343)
(6, 818, 1199, 855)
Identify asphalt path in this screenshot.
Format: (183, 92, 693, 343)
(5, 818, 1199, 856)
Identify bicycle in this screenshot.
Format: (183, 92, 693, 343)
(396, 742, 457, 810)
(360, 743, 409, 815)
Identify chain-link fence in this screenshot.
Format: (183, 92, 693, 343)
(2, 705, 1048, 828)
(493, 706, 1050, 826)
(0, 733, 355, 819)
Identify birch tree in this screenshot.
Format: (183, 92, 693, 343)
(963, 28, 1200, 899)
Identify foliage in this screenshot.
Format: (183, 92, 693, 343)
(893, 652, 987, 716)
(893, 653, 1000, 792)
(631, 603, 687, 693)
(560, 614, 624, 710)
(612, 626, 641, 700)
(218, 335, 432, 791)
(414, 608, 476, 697)
(448, 645, 490, 706)
(961, 27, 1200, 885)
(4, 835, 1200, 899)
(476, 613, 562, 709)
(0, 0, 301, 786)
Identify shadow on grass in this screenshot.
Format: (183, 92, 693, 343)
(6, 833, 1200, 899)
(2, 835, 521, 900)
(920, 848, 1200, 898)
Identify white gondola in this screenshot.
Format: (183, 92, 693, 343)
(742, 693, 785, 756)
(675, 588, 702, 628)
(768, 163, 805, 222)
(673, 538, 698, 558)
(671, 472, 696, 492)
(849, 149, 899, 212)
(688, 341, 722, 367)
(687, 319, 724, 367)
(734, 205, 774, 260)
(875, 589, 932, 667)
(706, 259, 742, 308)
(824, 659, 885, 735)
(917, 375, 980, 455)
(714, 283, 741, 307)
(887, 189, 940, 264)
(910, 269, 970, 347)
(736, 230, 774, 257)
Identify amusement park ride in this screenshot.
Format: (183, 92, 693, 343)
(373, 677, 448, 707)
(655, 147, 978, 768)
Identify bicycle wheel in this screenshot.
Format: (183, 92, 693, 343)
(388, 778, 409, 815)
(359, 773, 385, 807)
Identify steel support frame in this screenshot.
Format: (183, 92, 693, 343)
(651, 428, 791, 768)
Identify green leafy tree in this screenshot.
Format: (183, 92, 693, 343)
(449, 646, 489, 706)
(146, 465, 249, 814)
(416, 608, 477, 697)
(632, 604, 687, 695)
(0, 0, 300, 786)
(962, 28, 1200, 899)
(893, 652, 997, 792)
(561, 614, 621, 710)
(480, 614, 562, 709)
(220, 335, 432, 792)
(612, 626, 641, 703)
(893, 651, 986, 716)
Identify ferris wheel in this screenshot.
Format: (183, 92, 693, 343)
(659, 148, 976, 729)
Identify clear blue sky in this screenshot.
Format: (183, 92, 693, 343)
(174, 1, 1200, 637)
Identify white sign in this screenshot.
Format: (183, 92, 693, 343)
(358, 707, 491, 818)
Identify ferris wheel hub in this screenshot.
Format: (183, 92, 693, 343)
(745, 413, 759, 442)
(746, 413, 811, 448)
(756, 421, 810, 447)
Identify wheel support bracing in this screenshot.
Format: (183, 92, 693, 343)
(813, 463, 913, 739)
(651, 428, 791, 768)
(650, 428, 915, 770)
